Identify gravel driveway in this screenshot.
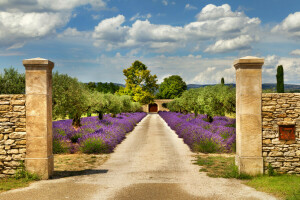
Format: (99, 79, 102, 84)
(0, 114, 277, 200)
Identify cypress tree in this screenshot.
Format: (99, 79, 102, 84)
(221, 77, 225, 85)
(276, 65, 284, 93)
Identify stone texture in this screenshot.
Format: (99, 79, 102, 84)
(234, 56, 264, 175)
(262, 93, 300, 174)
(0, 95, 26, 177)
(142, 99, 173, 113)
(23, 58, 54, 179)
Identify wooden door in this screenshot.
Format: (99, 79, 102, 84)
(149, 104, 158, 112)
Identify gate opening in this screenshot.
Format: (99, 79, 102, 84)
(149, 103, 158, 112)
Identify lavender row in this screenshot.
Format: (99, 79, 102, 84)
(158, 111, 236, 153)
(53, 112, 147, 154)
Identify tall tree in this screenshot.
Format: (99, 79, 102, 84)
(221, 77, 225, 85)
(156, 75, 187, 99)
(276, 65, 284, 93)
(52, 72, 89, 127)
(0, 67, 25, 94)
(117, 60, 158, 104)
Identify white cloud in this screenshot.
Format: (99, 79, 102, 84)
(290, 49, 300, 56)
(93, 15, 129, 48)
(0, 11, 70, 48)
(262, 55, 300, 84)
(130, 13, 152, 21)
(93, 16, 185, 51)
(192, 66, 235, 84)
(185, 4, 197, 10)
(0, 0, 106, 49)
(91, 4, 261, 53)
(0, 0, 106, 12)
(58, 27, 90, 38)
(272, 12, 300, 38)
(162, 0, 168, 6)
(204, 35, 254, 53)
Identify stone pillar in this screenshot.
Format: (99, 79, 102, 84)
(23, 58, 54, 179)
(234, 56, 264, 175)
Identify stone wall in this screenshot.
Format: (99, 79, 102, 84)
(142, 99, 173, 113)
(0, 95, 26, 177)
(262, 93, 300, 174)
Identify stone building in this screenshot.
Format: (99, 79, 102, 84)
(142, 99, 173, 113)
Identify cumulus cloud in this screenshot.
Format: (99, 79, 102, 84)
(262, 55, 300, 84)
(204, 35, 254, 53)
(290, 49, 300, 56)
(93, 15, 185, 52)
(92, 4, 261, 53)
(0, 0, 106, 49)
(0, 12, 70, 48)
(272, 12, 300, 38)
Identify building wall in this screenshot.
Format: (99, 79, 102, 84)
(142, 99, 173, 113)
(0, 95, 26, 177)
(262, 93, 300, 174)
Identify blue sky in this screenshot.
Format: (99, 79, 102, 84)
(0, 0, 300, 84)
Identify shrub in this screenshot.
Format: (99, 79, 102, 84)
(53, 139, 69, 154)
(193, 138, 223, 153)
(14, 161, 40, 180)
(79, 136, 110, 154)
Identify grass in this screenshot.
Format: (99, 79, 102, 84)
(0, 161, 40, 193)
(194, 154, 300, 199)
(247, 175, 300, 200)
(0, 178, 35, 193)
(194, 154, 251, 179)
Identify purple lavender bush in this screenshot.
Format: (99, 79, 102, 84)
(53, 112, 146, 154)
(158, 111, 236, 153)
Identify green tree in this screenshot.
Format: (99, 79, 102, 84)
(221, 77, 225, 85)
(52, 72, 89, 127)
(276, 65, 284, 93)
(86, 82, 97, 91)
(0, 67, 25, 94)
(95, 82, 120, 94)
(156, 75, 187, 99)
(117, 60, 158, 104)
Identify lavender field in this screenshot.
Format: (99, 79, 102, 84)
(159, 111, 236, 153)
(53, 112, 146, 154)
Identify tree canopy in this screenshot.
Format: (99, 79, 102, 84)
(0, 67, 25, 94)
(156, 75, 187, 99)
(86, 82, 121, 94)
(117, 60, 158, 104)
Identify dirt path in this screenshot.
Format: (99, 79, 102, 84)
(0, 114, 276, 200)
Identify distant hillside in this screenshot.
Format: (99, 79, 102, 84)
(187, 83, 300, 92)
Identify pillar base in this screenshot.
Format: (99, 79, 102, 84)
(236, 155, 263, 176)
(25, 155, 53, 179)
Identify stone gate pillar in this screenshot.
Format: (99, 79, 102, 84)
(23, 58, 54, 179)
(234, 56, 264, 175)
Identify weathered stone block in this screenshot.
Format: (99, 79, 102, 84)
(4, 139, 14, 145)
(11, 100, 25, 105)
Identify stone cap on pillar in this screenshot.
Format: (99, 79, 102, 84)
(234, 56, 264, 69)
(23, 57, 54, 70)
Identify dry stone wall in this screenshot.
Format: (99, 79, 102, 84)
(262, 93, 300, 174)
(0, 95, 26, 177)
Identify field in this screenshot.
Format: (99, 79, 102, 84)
(159, 111, 236, 153)
(53, 112, 146, 154)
